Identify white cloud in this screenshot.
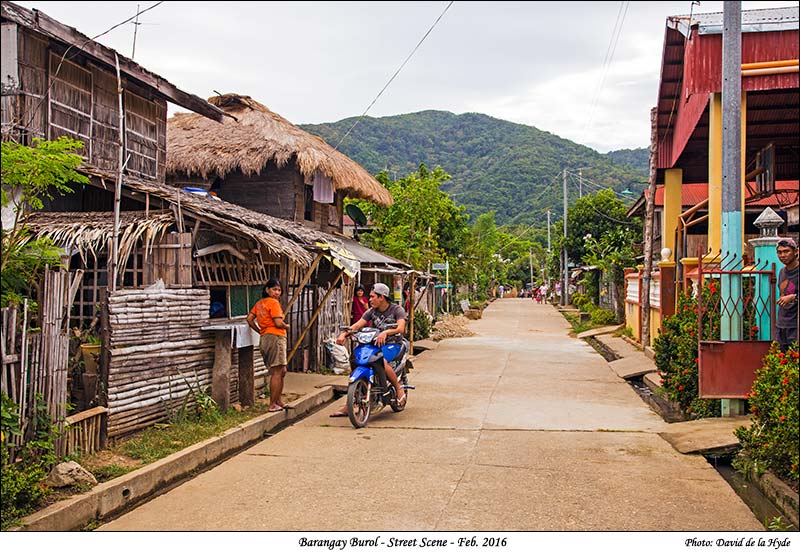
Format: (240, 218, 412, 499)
(14, 0, 798, 152)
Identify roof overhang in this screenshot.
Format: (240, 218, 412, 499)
(654, 7, 799, 185)
(1, 1, 224, 122)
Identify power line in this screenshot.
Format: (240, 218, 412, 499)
(580, 1, 629, 144)
(566, 170, 636, 202)
(332, 1, 455, 151)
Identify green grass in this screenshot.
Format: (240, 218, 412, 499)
(90, 464, 133, 482)
(117, 403, 275, 464)
(562, 312, 595, 335)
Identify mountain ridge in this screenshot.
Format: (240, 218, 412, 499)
(300, 110, 649, 225)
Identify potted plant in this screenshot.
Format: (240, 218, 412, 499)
(80, 335, 101, 374)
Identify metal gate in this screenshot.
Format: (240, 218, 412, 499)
(697, 250, 776, 398)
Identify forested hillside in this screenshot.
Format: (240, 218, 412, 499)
(301, 111, 648, 225)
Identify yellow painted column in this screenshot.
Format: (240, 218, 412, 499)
(707, 92, 723, 257)
(741, 91, 747, 248)
(662, 168, 683, 260)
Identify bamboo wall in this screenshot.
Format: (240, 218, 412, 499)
(6, 28, 166, 179)
(106, 287, 212, 437)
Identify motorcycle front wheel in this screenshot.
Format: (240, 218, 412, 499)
(347, 378, 371, 428)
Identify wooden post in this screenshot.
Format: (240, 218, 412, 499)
(111, 53, 124, 291)
(238, 345, 254, 407)
(211, 330, 231, 411)
(285, 252, 324, 314)
(287, 270, 344, 366)
(409, 272, 416, 353)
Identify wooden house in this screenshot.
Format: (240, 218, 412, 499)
(0, 1, 359, 443)
(165, 93, 392, 235)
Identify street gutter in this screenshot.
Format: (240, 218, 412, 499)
(11, 386, 335, 531)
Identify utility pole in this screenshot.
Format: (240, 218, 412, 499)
(578, 168, 583, 198)
(562, 168, 569, 306)
(547, 210, 551, 253)
(529, 248, 534, 290)
(720, 1, 744, 417)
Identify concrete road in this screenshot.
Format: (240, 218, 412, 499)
(99, 299, 762, 531)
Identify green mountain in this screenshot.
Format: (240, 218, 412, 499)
(605, 147, 650, 175)
(301, 111, 648, 225)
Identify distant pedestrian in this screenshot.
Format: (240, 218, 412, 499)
(776, 238, 799, 352)
(351, 284, 369, 323)
(247, 279, 291, 412)
(499, 284, 504, 298)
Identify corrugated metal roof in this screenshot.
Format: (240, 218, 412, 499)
(668, 7, 799, 37)
(334, 237, 410, 269)
(649, 180, 799, 207)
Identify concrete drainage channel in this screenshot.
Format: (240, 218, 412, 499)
(13, 386, 336, 531)
(584, 336, 797, 531)
(625, 372, 796, 531)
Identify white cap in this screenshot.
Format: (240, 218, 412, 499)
(372, 283, 390, 298)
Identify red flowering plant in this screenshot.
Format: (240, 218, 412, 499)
(734, 344, 799, 485)
(653, 281, 721, 418)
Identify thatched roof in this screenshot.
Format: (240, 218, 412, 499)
(26, 211, 173, 269)
(76, 163, 347, 266)
(166, 94, 392, 206)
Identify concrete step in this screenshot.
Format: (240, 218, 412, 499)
(659, 416, 751, 455)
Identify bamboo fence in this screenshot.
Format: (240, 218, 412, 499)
(1, 268, 77, 455)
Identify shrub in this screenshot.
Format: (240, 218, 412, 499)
(412, 309, 432, 341)
(1, 393, 59, 529)
(653, 285, 720, 418)
(571, 293, 591, 311)
(589, 307, 616, 325)
(734, 344, 799, 484)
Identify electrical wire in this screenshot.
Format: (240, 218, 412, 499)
(580, 1, 629, 144)
(331, 1, 455, 151)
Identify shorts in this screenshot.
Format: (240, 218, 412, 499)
(776, 326, 798, 352)
(259, 333, 287, 368)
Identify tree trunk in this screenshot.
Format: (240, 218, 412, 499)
(641, 107, 658, 346)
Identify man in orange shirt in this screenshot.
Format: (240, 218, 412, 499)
(247, 279, 291, 412)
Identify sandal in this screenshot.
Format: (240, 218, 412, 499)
(329, 410, 348, 418)
(268, 405, 284, 412)
(395, 393, 407, 407)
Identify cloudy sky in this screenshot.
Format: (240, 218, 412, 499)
(14, 1, 798, 153)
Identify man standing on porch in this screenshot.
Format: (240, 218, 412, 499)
(247, 279, 291, 412)
(776, 238, 799, 352)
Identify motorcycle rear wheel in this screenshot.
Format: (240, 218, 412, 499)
(347, 378, 371, 428)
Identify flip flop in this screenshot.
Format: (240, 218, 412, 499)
(268, 405, 284, 412)
(329, 411, 348, 417)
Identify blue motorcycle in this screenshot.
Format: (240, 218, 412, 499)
(344, 325, 413, 428)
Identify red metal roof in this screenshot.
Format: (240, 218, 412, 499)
(648, 180, 798, 207)
(655, 8, 799, 184)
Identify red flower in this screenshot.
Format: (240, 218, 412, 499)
(678, 385, 685, 391)
(779, 415, 786, 421)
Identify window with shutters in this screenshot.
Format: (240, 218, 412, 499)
(47, 53, 91, 157)
(124, 91, 162, 180)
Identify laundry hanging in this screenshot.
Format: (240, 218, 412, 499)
(312, 171, 334, 204)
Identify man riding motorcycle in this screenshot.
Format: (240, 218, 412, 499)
(336, 282, 407, 408)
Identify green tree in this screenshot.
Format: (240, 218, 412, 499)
(352, 163, 469, 273)
(1, 137, 87, 307)
(565, 189, 640, 265)
(582, 227, 639, 321)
